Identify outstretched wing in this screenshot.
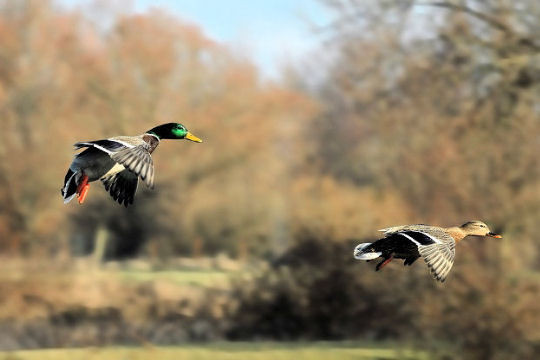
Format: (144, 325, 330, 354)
(73, 139, 127, 154)
(110, 146, 154, 188)
(74, 138, 155, 189)
(101, 169, 139, 207)
(418, 241, 455, 282)
(390, 229, 456, 282)
(378, 224, 428, 234)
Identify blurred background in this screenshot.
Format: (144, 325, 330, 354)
(0, 0, 539, 359)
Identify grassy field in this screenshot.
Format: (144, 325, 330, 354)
(0, 342, 427, 360)
(116, 269, 232, 288)
(0, 258, 237, 319)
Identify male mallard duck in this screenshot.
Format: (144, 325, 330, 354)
(61, 123, 202, 207)
(353, 221, 501, 282)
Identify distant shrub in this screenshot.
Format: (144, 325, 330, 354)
(226, 230, 420, 340)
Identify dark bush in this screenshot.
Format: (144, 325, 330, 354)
(226, 230, 422, 341)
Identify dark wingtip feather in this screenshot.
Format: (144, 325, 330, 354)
(100, 170, 138, 207)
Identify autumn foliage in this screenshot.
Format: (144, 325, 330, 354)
(0, 0, 539, 358)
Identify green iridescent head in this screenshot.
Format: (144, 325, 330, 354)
(147, 123, 202, 142)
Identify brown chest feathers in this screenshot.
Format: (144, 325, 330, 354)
(444, 227, 466, 243)
(142, 134, 160, 154)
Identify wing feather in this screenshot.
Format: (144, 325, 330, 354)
(101, 169, 139, 207)
(418, 241, 455, 282)
(73, 139, 127, 154)
(110, 146, 154, 188)
(380, 226, 456, 282)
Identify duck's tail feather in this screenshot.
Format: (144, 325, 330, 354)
(353, 242, 382, 260)
(61, 168, 79, 204)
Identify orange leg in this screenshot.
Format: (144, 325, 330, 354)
(376, 256, 393, 271)
(77, 175, 90, 204)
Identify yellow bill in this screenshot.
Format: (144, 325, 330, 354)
(185, 132, 202, 143)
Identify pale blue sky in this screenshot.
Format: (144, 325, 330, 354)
(59, 0, 332, 79)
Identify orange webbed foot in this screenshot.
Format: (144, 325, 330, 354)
(376, 256, 393, 271)
(77, 175, 90, 204)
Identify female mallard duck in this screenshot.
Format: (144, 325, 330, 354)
(353, 221, 501, 282)
(61, 123, 202, 207)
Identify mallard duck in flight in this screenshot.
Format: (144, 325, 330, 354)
(61, 123, 202, 207)
(354, 221, 501, 282)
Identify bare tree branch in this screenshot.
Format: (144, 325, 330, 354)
(417, 1, 512, 34)
(416, 1, 540, 51)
